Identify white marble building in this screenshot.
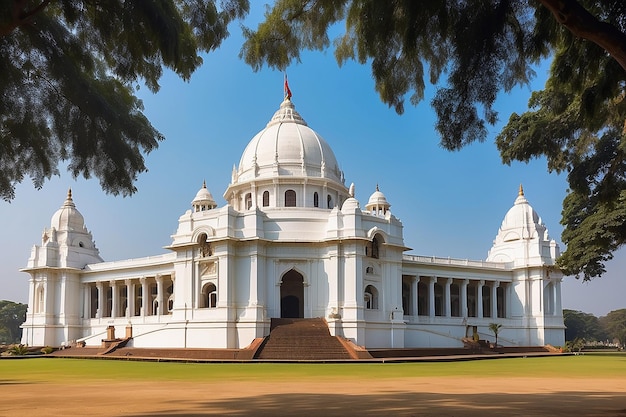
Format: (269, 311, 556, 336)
(20, 97, 565, 349)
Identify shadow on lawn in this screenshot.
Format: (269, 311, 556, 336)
(126, 390, 626, 417)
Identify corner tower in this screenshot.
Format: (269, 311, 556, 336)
(22, 189, 102, 346)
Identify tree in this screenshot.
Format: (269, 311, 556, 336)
(240, 0, 626, 280)
(600, 308, 626, 347)
(0, 300, 27, 344)
(488, 322, 503, 347)
(563, 309, 606, 341)
(0, 0, 250, 201)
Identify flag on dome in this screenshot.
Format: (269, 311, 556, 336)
(284, 74, 292, 99)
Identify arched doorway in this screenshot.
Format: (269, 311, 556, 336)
(280, 269, 304, 318)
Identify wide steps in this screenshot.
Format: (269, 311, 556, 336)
(255, 318, 352, 360)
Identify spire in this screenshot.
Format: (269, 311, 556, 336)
(202, 179, 207, 189)
(63, 188, 75, 208)
(518, 183, 524, 196)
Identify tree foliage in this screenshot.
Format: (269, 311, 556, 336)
(600, 308, 626, 346)
(563, 309, 607, 341)
(0, 0, 249, 201)
(240, 0, 626, 280)
(0, 300, 27, 343)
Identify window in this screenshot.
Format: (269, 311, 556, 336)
(313, 192, 319, 207)
(245, 193, 252, 210)
(327, 194, 333, 208)
(263, 191, 270, 207)
(202, 283, 217, 308)
(367, 235, 380, 259)
(285, 190, 296, 207)
(364, 285, 379, 310)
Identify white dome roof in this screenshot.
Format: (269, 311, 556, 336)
(365, 185, 391, 212)
(192, 181, 217, 206)
(234, 98, 343, 184)
(498, 185, 545, 240)
(50, 189, 85, 231)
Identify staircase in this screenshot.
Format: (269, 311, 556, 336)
(254, 318, 353, 360)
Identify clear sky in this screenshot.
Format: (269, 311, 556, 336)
(1, 9, 624, 317)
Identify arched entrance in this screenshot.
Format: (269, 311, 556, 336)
(280, 269, 304, 318)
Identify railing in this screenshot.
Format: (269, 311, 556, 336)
(403, 255, 509, 269)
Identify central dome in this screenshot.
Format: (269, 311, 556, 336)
(234, 98, 343, 184)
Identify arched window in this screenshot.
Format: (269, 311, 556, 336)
(313, 192, 319, 207)
(197, 233, 211, 257)
(202, 283, 217, 308)
(285, 190, 296, 207)
(364, 285, 379, 310)
(262, 191, 270, 207)
(245, 193, 252, 210)
(327, 194, 333, 208)
(367, 235, 381, 259)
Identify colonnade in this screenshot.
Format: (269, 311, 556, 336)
(402, 276, 507, 319)
(84, 274, 174, 319)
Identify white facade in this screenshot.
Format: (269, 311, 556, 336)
(21, 97, 565, 349)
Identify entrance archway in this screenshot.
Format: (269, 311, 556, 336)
(280, 269, 304, 318)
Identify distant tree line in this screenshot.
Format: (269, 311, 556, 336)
(564, 308, 626, 347)
(0, 300, 27, 344)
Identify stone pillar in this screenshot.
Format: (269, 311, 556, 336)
(156, 274, 164, 316)
(83, 284, 90, 319)
(96, 281, 104, 319)
(491, 281, 499, 319)
(444, 278, 452, 317)
(140, 277, 148, 316)
(555, 279, 562, 315)
(411, 277, 419, 316)
(428, 277, 436, 317)
(110, 280, 118, 318)
(477, 280, 484, 318)
(461, 279, 468, 318)
(126, 279, 135, 318)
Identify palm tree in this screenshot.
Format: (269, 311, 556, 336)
(488, 323, 503, 347)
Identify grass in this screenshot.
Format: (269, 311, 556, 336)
(1, 353, 625, 383)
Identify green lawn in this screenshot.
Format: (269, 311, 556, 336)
(1, 353, 625, 383)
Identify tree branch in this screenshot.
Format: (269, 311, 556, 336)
(0, 0, 51, 37)
(538, 0, 626, 72)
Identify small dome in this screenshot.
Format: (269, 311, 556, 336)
(365, 185, 390, 213)
(50, 189, 85, 231)
(192, 181, 217, 211)
(498, 185, 544, 240)
(234, 98, 343, 184)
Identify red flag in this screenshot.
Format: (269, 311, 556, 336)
(284, 76, 292, 99)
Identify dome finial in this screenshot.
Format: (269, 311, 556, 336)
(376, 183, 379, 192)
(518, 183, 524, 196)
(202, 179, 207, 189)
(284, 73, 292, 100)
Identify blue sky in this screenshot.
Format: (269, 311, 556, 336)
(1, 10, 624, 317)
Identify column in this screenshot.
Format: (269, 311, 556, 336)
(96, 281, 104, 319)
(140, 277, 148, 316)
(83, 284, 90, 319)
(461, 279, 468, 318)
(444, 278, 452, 317)
(411, 277, 419, 316)
(555, 279, 562, 315)
(477, 280, 484, 318)
(428, 277, 436, 317)
(110, 280, 118, 319)
(156, 274, 164, 315)
(491, 281, 499, 319)
(126, 279, 135, 318)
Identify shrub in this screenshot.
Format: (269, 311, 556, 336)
(40, 346, 54, 354)
(8, 344, 29, 355)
